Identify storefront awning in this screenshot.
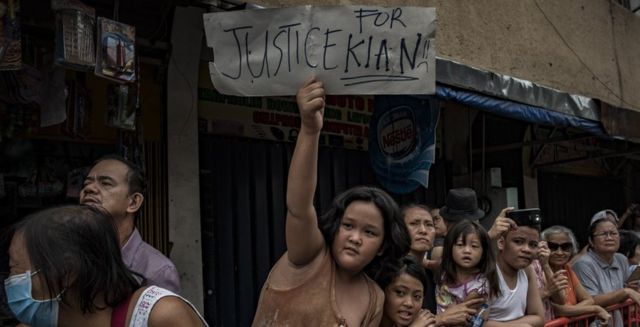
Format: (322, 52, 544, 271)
(436, 58, 599, 121)
(435, 84, 607, 136)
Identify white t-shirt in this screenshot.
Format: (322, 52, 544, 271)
(487, 266, 528, 322)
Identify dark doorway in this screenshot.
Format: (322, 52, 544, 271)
(537, 172, 625, 247)
(198, 135, 446, 325)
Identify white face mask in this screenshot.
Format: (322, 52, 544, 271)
(4, 270, 63, 327)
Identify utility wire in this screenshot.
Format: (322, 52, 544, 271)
(533, 0, 634, 109)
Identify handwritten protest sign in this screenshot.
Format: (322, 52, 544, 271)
(203, 6, 436, 96)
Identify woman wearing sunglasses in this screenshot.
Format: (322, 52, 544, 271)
(540, 225, 611, 323)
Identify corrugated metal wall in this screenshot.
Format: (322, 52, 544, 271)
(199, 135, 445, 326)
(138, 140, 170, 255)
(537, 172, 625, 247)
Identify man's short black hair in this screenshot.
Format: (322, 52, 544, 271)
(93, 154, 146, 196)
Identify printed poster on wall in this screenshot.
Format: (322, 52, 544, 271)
(0, 0, 21, 70)
(369, 95, 439, 194)
(203, 5, 436, 96)
(198, 66, 372, 151)
(95, 17, 136, 83)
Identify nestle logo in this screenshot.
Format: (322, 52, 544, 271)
(377, 106, 416, 160)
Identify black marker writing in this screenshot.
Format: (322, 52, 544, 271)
(323, 28, 342, 70)
(220, 25, 252, 79)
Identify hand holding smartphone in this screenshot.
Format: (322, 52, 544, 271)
(506, 208, 542, 227)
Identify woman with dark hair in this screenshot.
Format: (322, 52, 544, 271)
(252, 78, 411, 327)
(399, 204, 438, 313)
(5, 205, 207, 327)
(377, 256, 436, 327)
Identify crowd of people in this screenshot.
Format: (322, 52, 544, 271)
(4, 156, 208, 326)
(4, 77, 640, 327)
(251, 78, 640, 327)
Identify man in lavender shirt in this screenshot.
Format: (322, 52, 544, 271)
(79, 154, 181, 293)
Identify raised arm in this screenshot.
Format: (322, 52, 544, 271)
(488, 208, 517, 240)
(536, 242, 567, 305)
(285, 77, 327, 266)
(618, 204, 638, 228)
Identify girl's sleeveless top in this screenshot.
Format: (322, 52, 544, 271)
(251, 249, 383, 327)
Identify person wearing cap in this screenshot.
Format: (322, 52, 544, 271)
(430, 188, 486, 272)
(439, 188, 485, 229)
(438, 187, 520, 242)
(571, 210, 620, 265)
(432, 189, 520, 326)
(429, 188, 485, 276)
(572, 213, 640, 327)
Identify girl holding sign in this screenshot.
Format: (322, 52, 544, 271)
(251, 77, 410, 327)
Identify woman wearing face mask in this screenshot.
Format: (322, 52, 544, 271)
(5, 205, 207, 327)
(540, 225, 610, 323)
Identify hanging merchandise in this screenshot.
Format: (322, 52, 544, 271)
(63, 76, 91, 138)
(0, 0, 21, 70)
(95, 17, 136, 83)
(52, 0, 96, 70)
(105, 84, 135, 130)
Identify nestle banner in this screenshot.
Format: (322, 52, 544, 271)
(369, 95, 439, 194)
(203, 6, 436, 96)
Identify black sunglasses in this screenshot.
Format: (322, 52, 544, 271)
(547, 241, 573, 252)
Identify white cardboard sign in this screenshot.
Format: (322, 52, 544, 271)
(203, 6, 436, 96)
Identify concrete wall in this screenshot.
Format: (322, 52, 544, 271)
(167, 6, 205, 312)
(252, 0, 640, 112)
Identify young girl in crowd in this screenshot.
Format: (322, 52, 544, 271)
(436, 220, 501, 314)
(251, 78, 410, 327)
(377, 256, 436, 327)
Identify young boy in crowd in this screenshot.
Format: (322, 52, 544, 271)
(485, 212, 545, 327)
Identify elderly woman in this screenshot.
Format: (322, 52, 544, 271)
(541, 226, 610, 322)
(572, 216, 640, 327)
